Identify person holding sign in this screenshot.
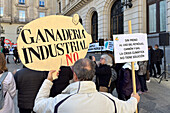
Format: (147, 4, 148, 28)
(33, 58, 140, 113)
(116, 62, 141, 101)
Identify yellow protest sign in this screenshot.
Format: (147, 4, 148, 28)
(17, 14, 92, 75)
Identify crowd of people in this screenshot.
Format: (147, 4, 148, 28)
(0, 44, 164, 113)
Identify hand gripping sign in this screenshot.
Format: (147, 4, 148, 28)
(17, 14, 92, 79)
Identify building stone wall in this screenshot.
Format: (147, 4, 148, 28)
(62, 0, 148, 39)
(0, 0, 58, 43)
(1, 23, 24, 43)
(61, 0, 170, 65)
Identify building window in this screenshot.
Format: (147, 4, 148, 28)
(0, 7, 3, 16)
(65, 0, 68, 6)
(19, 10, 25, 22)
(147, 0, 166, 33)
(39, 12, 45, 18)
(91, 11, 98, 43)
(79, 17, 83, 25)
(39, 0, 45, 7)
(59, 2, 61, 13)
(110, 0, 123, 39)
(19, 0, 25, 4)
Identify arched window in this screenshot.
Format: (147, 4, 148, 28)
(110, 0, 123, 39)
(59, 2, 61, 13)
(91, 11, 98, 42)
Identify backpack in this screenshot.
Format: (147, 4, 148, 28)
(0, 72, 8, 109)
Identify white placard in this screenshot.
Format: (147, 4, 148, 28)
(113, 34, 148, 63)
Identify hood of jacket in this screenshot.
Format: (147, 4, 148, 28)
(122, 62, 139, 70)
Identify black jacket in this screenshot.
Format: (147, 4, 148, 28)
(148, 48, 155, 64)
(14, 68, 48, 109)
(116, 68, 141, 100)
(2, 48, 9, 56)
(95, 64, 111, 89)
(50, 66, 73, 97)
(13, 49, 19, 58)
(154, 48, 163, 64)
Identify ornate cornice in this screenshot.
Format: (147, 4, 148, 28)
(63, 0, 92, 15)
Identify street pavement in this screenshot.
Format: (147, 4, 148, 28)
(6, 55, 170, 113)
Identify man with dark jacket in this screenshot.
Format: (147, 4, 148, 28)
(148, 46, 156, 77)
(50, 66, 73, 97)
(154, 44, 164, 76)
(13, 47, 20, 64)
(2, 45, 10, 63)
(14, 67, 48, 113)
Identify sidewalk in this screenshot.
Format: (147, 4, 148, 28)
(139, 77, 170, 113)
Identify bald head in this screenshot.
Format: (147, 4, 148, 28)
(73, 58, 95, 81)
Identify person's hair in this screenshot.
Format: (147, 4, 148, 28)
(101, 54, 113, 66)
(107, 54, 115, 67)
(0, 53, 8, 74)
(148, 46, 152, 49)
(155, 44, 159, 47)
(73, 58, 95, 81)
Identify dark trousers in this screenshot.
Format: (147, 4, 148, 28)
(149, 63, 156, 77)
(138, 75, 148, 92)
(155, 62, 161, 75)
(19, 108, 35, 113)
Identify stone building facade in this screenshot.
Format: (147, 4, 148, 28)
(59, 0, 170, 65)
(0, 0, 58, 44)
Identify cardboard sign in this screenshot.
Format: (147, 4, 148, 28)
(88, 41, 114, 52)
(17, 14, 92, 72)
(113, 33, 148, 63)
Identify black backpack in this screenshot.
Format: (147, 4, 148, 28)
(0, 72, 8, 109)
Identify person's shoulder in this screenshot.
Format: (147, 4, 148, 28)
(4, 72, 14, 81)
(99, 92, 118, 101)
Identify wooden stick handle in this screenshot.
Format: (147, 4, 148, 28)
(128, 20, 138, 113)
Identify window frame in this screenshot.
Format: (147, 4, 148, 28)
(147, 0, 166, 34)
(39, 0, 45, 7)
(39, 12, 45, 18)
(19, 10, 26, 22)
(59, 2, 61, 13)
(91, 11, 98, 43)
(110, 0, 124, 39)
(19, 0, 25, 5)
(0, 7, 3, 17)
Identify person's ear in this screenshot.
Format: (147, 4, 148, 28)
(73, 72, 79, 82)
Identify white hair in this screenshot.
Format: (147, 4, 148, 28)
(101, 54, 113, 66)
